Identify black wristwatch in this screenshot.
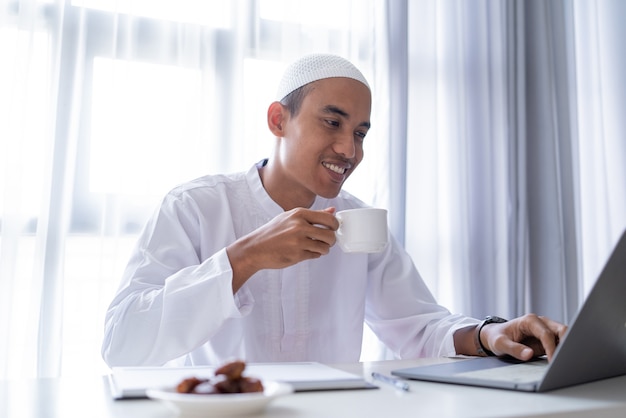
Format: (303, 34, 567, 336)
(475, 315, 508, 357)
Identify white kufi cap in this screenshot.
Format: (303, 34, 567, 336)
(276, 53, 370, 101)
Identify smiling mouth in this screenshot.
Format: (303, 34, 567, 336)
(322, 162, 348, 175)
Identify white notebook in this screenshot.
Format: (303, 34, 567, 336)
(108, 361, 375, 399)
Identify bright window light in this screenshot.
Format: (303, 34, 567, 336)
(259, 0, 351, 28)
(0, 28, 50, 221)
(72, 0, 232, 27)
(90, 58, 208, 196)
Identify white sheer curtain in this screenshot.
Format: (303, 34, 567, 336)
(403, 0, 626, 322)
(0, 0, 389, 379)
(2, 0, 625, 380)
(573, 0, 626, 293)
(404, 0, 515, 318)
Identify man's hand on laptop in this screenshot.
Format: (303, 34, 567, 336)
(481, 314, 568, 362)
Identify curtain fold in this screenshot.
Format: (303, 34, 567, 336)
(403, 0, 625, 324)
(516, 0, 625, 321)
(521, 0, 581, 322)
(573, 0, 626, 294)
(385, 0, 408, 246)
(405, 0, 514, 316)
(37, 4, 89, 377)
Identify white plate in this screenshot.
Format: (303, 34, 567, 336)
(146, 381, 293, 416)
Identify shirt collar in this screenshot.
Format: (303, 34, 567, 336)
(246, 159, 283, 216)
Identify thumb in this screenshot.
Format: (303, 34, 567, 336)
(322, 207, 337, 215)
(499, 340, 536, 361)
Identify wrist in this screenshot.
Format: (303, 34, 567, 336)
(226, 240, 258, 293)
(475, 316, 508, 357)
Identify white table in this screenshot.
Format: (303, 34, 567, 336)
(2, 359, 626, 418)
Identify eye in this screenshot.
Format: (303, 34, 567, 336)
(325, 119, 340, 128)
(355, 130, 367, 141)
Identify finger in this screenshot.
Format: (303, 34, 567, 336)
(540, 316, 568, 340)
(535, 316, 568, 360)
(295, 232, 334, 257)
(307, 225, 337, 246)
(496, 339, 536, 361)
(302, 208, 340, 231)
(283, 223, 334, 254)
(517, 315, 561, 361)
(304, 240, 332, 256)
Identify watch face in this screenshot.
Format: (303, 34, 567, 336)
(485, 316, 508, 324)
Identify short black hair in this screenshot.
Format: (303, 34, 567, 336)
(279, 83, 314, 117)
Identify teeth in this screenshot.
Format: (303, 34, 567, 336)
(323, 162, 346, 174)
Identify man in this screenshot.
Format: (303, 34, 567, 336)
(102, 54, 566, 367)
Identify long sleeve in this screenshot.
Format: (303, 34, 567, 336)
(101, 174, 255, 367)
(361, 235, 479, 359)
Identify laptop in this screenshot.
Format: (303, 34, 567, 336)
(392, 229, 626, 392)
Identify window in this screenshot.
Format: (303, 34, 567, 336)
(1, 0, 380, 377)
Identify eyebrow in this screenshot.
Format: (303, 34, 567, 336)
(322, 105, 371, 129)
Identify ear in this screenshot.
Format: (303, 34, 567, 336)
(267, 101, 286, 137)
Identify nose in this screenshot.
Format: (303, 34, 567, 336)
(332, 133, 356, 159)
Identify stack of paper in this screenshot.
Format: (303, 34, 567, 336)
(108, 362, 375, 399)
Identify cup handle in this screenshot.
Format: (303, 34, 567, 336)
(335, 218, 344, 237)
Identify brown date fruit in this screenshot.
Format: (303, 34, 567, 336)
(176, 377, 206, 394)
(239, 377, 264, 393)
(214, 377, 241, 393)
(214, 360, 246, 380)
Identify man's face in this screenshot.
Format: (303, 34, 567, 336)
(276, 77, 371, 206)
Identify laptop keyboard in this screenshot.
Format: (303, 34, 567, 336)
(456, 361, 548, 384)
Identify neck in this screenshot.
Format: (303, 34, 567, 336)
(258, 161, 316, 211)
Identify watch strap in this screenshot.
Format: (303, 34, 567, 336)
(475, 315, 508, 357)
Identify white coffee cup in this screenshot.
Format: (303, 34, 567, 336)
(335, 208, 388, 253)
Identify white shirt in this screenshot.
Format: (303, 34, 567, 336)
(102, 161, 478, 367)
